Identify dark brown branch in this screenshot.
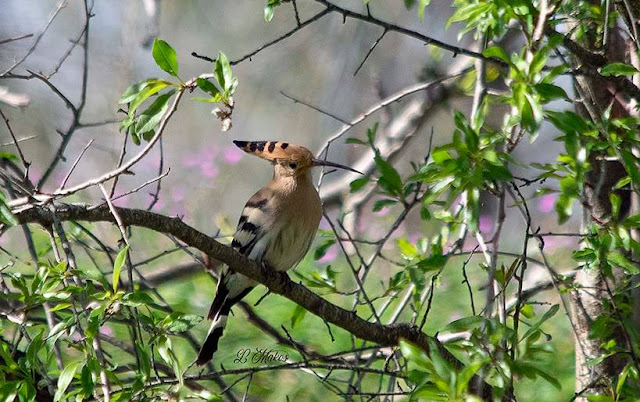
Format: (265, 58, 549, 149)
(316, 0, 506, 66)
(193, 8, 332, 66)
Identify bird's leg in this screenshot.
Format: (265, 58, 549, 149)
(259, 262, 290, 289)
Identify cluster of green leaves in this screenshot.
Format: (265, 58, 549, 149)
(534, 108, 640, 224)
(394, 236, 447, 303)
(0, 242, 211, 401)
(411, 112, 512, 232)
(119, 39, 236, 144)
(485, 40, 569, 136)
(193, 52, 238, 106)
(401, 303, 561, 400)
(448, 0, 533, 40)
(348, 123, 423, 213)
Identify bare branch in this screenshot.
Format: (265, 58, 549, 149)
(0, 0, 67, 76)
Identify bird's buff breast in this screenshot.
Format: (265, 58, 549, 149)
(264, 220, 316, 271)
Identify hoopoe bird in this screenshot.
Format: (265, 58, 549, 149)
(196, 140, 361, 365)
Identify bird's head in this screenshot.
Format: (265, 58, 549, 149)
(233, 140, 362, 179)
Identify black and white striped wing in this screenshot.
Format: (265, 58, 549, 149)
(206, 190, 273, 319)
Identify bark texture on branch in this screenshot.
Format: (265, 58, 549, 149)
(568, 15, 635, 399)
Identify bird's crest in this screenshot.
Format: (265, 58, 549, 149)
(233, 140, 313, 163)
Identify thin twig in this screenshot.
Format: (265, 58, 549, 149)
(353, 29, 387, 76)
(58, 139, 94, 190)
(99, 184, 129, 246)
(0, 0, 67, 76)
(315, 0, 505, 66)
(0, 34, 34, 46)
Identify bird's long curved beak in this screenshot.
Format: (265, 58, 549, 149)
(312, 158, 363, 175)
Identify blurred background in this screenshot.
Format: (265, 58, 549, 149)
(1, 1, 580, 400)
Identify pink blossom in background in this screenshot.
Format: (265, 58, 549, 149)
(140, 150, 161, 171)
(199, 161, 219, 179)
(170, 204, 186, 218)
(374, 205, 391, 216)
(408, 232, 421, 244)
(222, 144, 244, 165)
(319, 217, 331, 230)
(537, 193, 557, 213)
(317, 245, 338, 264)
(451, 194, 463, 210)
(112, 196, 130, 208)
(390, 224, 406, 238)
(99, 326, 113, 336)
(149, 195, 165, 211)
(543, 235, 578, 251)
(171, 186, 185, 202)
(356, 218, 369, 233)
(50, 170, 67, 188)
(0, 234, 7, 245)
(182, 154, 200, 168)
(182, 144, 220, 179)
(479, 214, 494, 234)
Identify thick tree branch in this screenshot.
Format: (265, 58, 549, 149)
(13, 202, 492, 397)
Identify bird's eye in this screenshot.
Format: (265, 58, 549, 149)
(289, 163, 297, 169)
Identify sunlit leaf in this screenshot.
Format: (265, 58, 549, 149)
(152, 39, 179, 77)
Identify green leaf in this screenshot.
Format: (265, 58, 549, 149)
(119, 79, 171, 104)
(128, 80, 172, 116)
(54, 361, 81, 402)
(600, 62, 638, 77)
(375, 156, 403, 196)
(606, 252, 639, 274)
(214, 52, 233, 92)
(314, 239, 336, 261)
(135, 90, 174, 136)
(442, 315, 486, 333)
(136, 342, 152, 381)
(291, 304, 306, 328)
(0, 196, 18, 226)
(165, 314, 203, 333)
(80, 365, 95, 398)
(535, 83, 568, 101)
(349, 177, 370, 193)
(152, 39, 179, 77)
(0, 342, 17, 370)
(483, 46, 511, 64)
(0, 382, 19, 402)
(196, 78, 221, 98)
(112, 246, 129, 293)
(418, 0, 430, 19)
(345, 137, 366, 145)
(264, 4, 275, 22)
(0, 152, 19, 162)
(521, 304, 559, 341)
(122, 291, 155, 307)
(416, 253, 448, 272)
(373, 199, 396, 212)
(157, 335, 182, 386)
(520, 304, 535, 319)
(397, 238, 418, 259)
(620, 148, 640, 185)
(399, 340, 431, 369)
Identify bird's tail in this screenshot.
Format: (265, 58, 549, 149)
(196, 273, 254, 365)
(196, 314, 227, 365)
